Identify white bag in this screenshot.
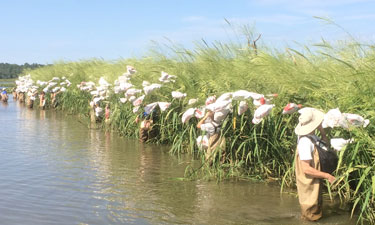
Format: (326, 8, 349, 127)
(126, 65, 137, 75)
(343, 113, 370, 128)
(188, 98, 198, 105)
(195, 107, 206, 119)
(90, 90, 99, 96)
(144, 84, 162, 95)
(232, 90, 262, 100)
(252, 104, 274, 124)
(95, 107, 103, 117)
(119, 82, 133, 91)
(238, 101, 248, 115)
(206, 100, 231, 112)
(132, 106, 140, 113)
(205, 96, 216, 105)
(114, 86, 121, 94)
(99, 77, 110, 87)
(196, 135, 209, 149)
(216, 92, 233, 102)
(144, 102, 158, 114)
(125, 88, 142, 98)
(128, 96, 136, 102)
(282, 103, 302, 114)
(322, 108, 346, 129)
(171, 91, 187, 99)
(200, 122, 216, 136)
(330, 138, 353, 151)
(93, 97, 103, 105)
(133, 95, 145, 107)
(214, 109, 230, 123)
(182, 108, 196, 124)
(159, 71, 176, 83)
(142, 81, 151, 87)
(158, 102, 171, 112)
(119, 98, 127, 103)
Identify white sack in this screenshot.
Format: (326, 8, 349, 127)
(232, 90, 262, 100)
(196, 135, 209, 149)
(330, 138, 353, 151)
(205, 100, 231, 112)
(238, 101, 249, 115)
(216, 92, 233, 102)
(282, 103, 302, 114)
(182, 108, 196, 124)
(158, 102, 171, 112)
(171, 91, 187, 99)
(322, 108, 347, 129)
(214, 109, 230, 123)
(195, 107, 206, 119)
(343, 113, 370, 128)
(133, 95, 145, 107)
(205, 96, 216, 105)
(188, 98, 198, 105)
(144, 84, 162, 95)
(144, 102, 158, 115)
(252, 104, 274, 124)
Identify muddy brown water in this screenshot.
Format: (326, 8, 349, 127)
(0, 97, 358, 225)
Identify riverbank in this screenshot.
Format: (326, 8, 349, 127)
(0, 78, 16, 89)
(16, 37, 375, 223)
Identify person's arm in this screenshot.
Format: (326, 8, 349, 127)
(197, 111, 213, 129)
(300, 160, 336, 184)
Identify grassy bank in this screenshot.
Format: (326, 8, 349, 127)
(0, 78, 16, 88)
(22, 34, 375, 223)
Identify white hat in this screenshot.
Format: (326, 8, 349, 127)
(295, 108, 325, 135)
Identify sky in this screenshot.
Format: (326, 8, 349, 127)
(0, 0, 374, 64)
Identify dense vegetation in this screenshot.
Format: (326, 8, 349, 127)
(22, 26, 375, 223)
(0, 63, 44, 79)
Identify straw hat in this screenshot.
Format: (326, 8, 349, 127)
(295, 108, 325, 135)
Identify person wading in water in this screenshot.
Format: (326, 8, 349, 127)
(294, 108, 336, 221)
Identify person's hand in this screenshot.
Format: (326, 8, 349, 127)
(326, 174, 336, 184)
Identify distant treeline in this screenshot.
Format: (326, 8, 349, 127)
(0, 63, 44, 79)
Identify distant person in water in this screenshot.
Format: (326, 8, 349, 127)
(105, 103, 111, 124)
(18, 91, 25, 103)
(1, 88, 8, 102)
(12, 87, 17, 99)
(39, 91, 46, 109)
(136, 109, 158, 143)
(294, 108, 336, 221)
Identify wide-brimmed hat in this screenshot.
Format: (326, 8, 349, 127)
(295, 108, 325, 135)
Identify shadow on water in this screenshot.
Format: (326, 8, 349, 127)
(0, 98, 361, 225)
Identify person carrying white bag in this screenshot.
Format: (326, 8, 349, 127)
(196, 110, 226, 162)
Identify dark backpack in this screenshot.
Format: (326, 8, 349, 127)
(304, 135, 338, 175)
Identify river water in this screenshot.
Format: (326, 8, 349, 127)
(0, 97, 358, 225)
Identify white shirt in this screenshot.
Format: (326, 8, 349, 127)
(297, 135, 318, 161)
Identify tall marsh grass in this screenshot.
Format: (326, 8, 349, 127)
(23, 29, 375, 223)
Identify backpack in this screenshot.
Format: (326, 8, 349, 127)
(304, 135, 338, 175)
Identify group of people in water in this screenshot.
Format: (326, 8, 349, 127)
(5, 87, 60, 110)
(10, 68, 369, 222)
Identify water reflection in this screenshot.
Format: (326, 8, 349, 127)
(0, 100, 360, 225)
